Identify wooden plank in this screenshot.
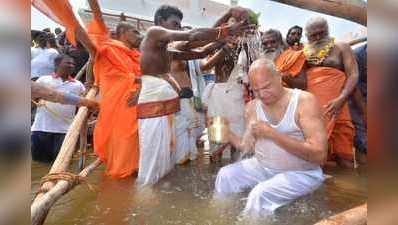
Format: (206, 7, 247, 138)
(314, 203, 367, 225)
(268, 0, 367, 26)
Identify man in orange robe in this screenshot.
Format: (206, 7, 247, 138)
(86, 0, 143, 178)
(275, 25, 307, 90)
(32, 0, 143, 178)
(303, 17, 359, 168)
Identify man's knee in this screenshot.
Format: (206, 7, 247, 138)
(245, 183, 275, 214)
(215, 164, 240, 193)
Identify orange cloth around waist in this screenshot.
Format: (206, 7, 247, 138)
(89, 18, 142, 179)
(138, 97, 180, 119)
(275, 48, 306, 77)
(306, 67, 355, 160)
(306, 66, 352, 133)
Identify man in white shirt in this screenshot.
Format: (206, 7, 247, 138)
(31, 32, 59, 80)
(31, 54, 85, 162)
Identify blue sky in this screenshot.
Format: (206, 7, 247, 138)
(31, 0, 366, 40)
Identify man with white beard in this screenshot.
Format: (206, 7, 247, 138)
(261, 29, 285, 61)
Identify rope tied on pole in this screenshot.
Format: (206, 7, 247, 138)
(36, 171, 95, 196)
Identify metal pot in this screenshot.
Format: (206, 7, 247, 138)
(208, 116, 230, 144)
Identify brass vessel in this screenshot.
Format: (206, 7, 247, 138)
(208, 116, 229, 144)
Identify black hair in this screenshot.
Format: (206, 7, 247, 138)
(54, 54, 73, 68)
(154, 5, 183, 26)
(35, 32, 49, 48)
(287, 25, 302, 36)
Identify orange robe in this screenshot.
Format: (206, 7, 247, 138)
(275, 47, 306, 78)
(31, 0, 142, 178)
(88, 19, 142, 179)
(306, 67, 355, 161)
(275, 47, 306, 88)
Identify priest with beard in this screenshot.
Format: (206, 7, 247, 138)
(274, 25, 307, 90)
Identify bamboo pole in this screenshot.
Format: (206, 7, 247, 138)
(78, 117, 89, 171)
(314, 203, 367, 225)
(74, 62, 88, 81)
(31, 159, 102, 225)
(268, 0, 367, 26)
(349, 37, 367, 46)
(33, 87, 97, 200)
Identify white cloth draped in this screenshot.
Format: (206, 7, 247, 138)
(137, 75, 178, 186)
(173, 99, 198, 164)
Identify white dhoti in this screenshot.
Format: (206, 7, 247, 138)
(137, 75, 179, 186)
(215, 157, 324, 215)
(174, 98, 198, 164)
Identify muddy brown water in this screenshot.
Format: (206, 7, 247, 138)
(31, 153, 367, 225)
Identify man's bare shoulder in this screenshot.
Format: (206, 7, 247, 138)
(145, 26, 168, 38)
(335, 41, 352, 52)
(298, 90, 322, 113)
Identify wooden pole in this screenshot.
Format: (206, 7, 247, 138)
(74, 62, 88, 81)
(33, 87, 97, 200)
(31, 159, 102, 225)
(314, 203, 367, 225)
(268, 0, 367, 26)
(78, 117, 89, 171)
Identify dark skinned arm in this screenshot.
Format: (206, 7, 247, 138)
(74, 0, 107, 56)
(173, 40, 214, 51)
(88, 0, 105, 25)
(282, 66, 307, 90)
(169, 41, 224, 60)
(148, 20, 249, 45)
(324, 43, 359, 116)
(200, 47, 228, 72)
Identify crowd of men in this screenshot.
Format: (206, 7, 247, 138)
(31, 0, 367, 217)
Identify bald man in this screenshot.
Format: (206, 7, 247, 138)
(214, 58, 327, 216)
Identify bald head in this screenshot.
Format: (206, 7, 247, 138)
(249, 58, 279, 81)
(249, 58, 283, 104)
(305, 17, 329, 43)
(115, 22, 142, 48)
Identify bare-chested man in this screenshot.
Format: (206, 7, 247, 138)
(214, 58, 327, 216)
(304, 17, 359, 168)
(137, 5, 251, 184)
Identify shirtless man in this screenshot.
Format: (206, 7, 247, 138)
(215, 58, 327, 216)
(304, 17, 358, 168)
(137, 5, 251, 184)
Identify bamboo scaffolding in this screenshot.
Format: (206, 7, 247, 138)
(31, 159, 102, 225)
(314, 203, 367, 225)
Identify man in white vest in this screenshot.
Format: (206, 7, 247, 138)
(214, 58, 328, 216)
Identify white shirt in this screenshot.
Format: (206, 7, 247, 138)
(31, 48, 59, 79)
(31, 75, 85, 133)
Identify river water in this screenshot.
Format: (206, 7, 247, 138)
(31, 152, 367, 225)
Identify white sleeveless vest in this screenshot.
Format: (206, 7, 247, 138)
(254, 89, 319, 171)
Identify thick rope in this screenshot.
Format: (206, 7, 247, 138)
(36, 171, 94, 196)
